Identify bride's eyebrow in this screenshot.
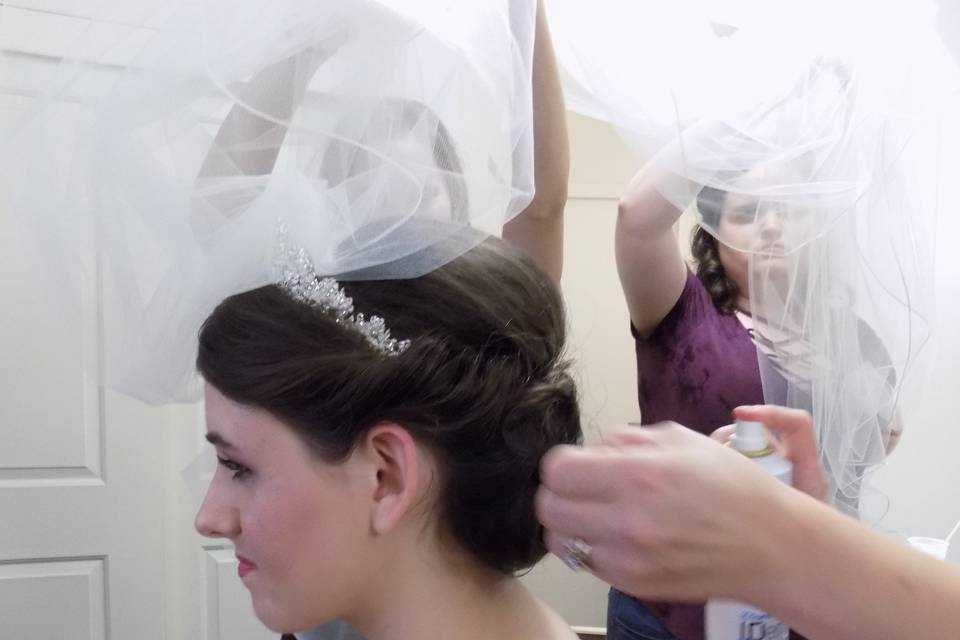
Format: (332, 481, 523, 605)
(206, 432, 238, 452)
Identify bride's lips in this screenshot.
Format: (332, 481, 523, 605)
(237, 555, 257, 578)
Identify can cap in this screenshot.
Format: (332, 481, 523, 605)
(732, 420, 771, 454)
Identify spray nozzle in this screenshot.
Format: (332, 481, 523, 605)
(732, 420, 773, 454)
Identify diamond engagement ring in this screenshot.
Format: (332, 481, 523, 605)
(562, 538, 593, 572)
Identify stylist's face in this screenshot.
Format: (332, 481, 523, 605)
(716, 166, 813, 294)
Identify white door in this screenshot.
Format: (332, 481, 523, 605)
(0, 4, 276, 638)
(0, 6, 161, 639)
(0, 197, 271, 640)
(0, 213, 169, 638)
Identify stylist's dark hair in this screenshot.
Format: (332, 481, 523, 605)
(197, 231, 581, 575)
(692, 185, 740, 314)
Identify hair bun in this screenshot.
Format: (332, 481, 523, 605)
(502, 365, 581, 461)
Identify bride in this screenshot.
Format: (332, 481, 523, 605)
(191, 1, 575, 638)
(194, 229, 582, 640)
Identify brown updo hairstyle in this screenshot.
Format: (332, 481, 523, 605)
(197, 231, 581, 575)
(692, 185, 740, 314)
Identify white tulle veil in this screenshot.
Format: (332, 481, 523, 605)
(1, 0, 536, 403)
(548, 0, 960, 512)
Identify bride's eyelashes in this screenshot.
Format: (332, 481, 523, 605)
(217, 456, 253, 481)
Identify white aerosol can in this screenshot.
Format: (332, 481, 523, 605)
(705, 420, 791, 640)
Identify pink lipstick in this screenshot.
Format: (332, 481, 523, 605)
(237, 555, 257, 578)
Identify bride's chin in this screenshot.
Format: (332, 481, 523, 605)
(250, 595, 302, 634)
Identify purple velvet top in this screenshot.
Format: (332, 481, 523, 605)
(632, 270, 766, 640)
(634, 270, 764, 434)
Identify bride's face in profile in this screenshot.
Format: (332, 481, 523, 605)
(195, 384, 379, 632)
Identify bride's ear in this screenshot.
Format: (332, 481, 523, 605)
(360, 423, 423, 535)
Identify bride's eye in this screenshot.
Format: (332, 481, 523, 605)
(216, 456, 252, 481)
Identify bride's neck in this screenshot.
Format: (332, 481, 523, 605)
(350, 547, 564, 640)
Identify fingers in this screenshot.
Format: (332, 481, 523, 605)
(540, 424, 689, 500)
(537, 435, 676, 544)
(536, 488, 616, 543)
(537, 421, 763, 602)
(710, 424, 736, 444)
(734, 405, 828, 502)
(733, 405, 813, 440)
(539, 445, 623, 500)
(604, 422, 702, 448)
(543, 529, 622, 584)
(733, 405, 817, 460)
(601, 426, 659, 447)
(544, 424, 721, 507)
(734, 405, 816, 460)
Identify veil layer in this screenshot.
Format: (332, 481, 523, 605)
(549, 0, 959, 511)
(1, 0, 536, 402)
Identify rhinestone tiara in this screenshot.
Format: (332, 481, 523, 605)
(273, 239, 411, 357)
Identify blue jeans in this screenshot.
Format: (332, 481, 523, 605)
(607, 589, 676, 640)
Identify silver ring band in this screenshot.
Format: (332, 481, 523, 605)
(562, 537, 593, 572)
